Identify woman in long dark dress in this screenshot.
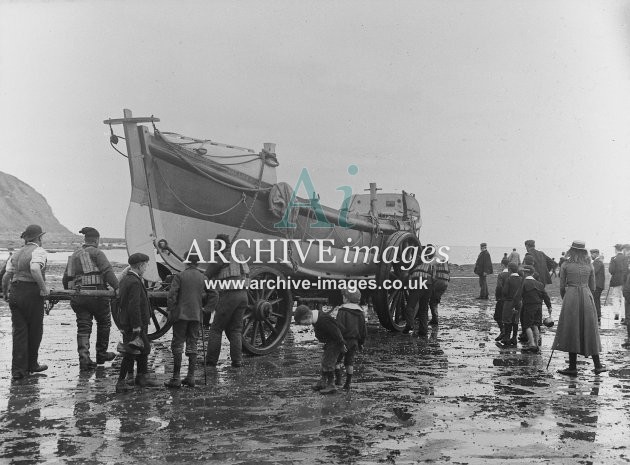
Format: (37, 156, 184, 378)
(552, 240, 607, 376)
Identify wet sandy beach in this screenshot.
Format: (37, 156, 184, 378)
(1, 266, 629, 464)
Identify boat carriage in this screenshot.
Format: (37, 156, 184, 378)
(103, 109, 422, 354)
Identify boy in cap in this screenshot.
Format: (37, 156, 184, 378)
(498, 262, 523, 347)
(164, 252, 206, 388)
(115, 252, 159, 392)
(294, 304, 346, 394)
(334, 289, 367, 390)
(520, 265, 552, 352)
(493, 259, 510, 341)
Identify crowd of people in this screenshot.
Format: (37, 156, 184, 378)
(3, 223, 628, 391)
(475, 239, 630, 376)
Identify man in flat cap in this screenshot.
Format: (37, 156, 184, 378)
(523, 240, 554, 288)
(63, 227, 119, 371)
(608, 244, 628, 321)
(2, 225, 49, 380)
(474, 243, 493, 299)
(590, 249, 605, 323)
(115, 252, 159, 392)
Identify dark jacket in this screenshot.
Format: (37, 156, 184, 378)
(167, 265, 206, 321)
(495, 270, 509, 301)
(502, 274, 523, 304)
(336, 304, 367, 346)
(521, 277, 551, 309)
(313, 312, 345, 344)
(119, 271, 151, 329)
(526, 248, 553, 285)
(609, 253, 628, 287)
(474, 250, 493, 276)
(592, 258, 605, 290)
(623, 273, 630, 302)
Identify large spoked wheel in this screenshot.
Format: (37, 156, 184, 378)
(242, 266, 293, 355)
(373, 231, 421, 331)
(147, 263, 172, 340)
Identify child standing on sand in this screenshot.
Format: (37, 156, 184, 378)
(294, 304, 346, 394)
(520, 265, 552, 352)
(499, 263, 523, 347)
(494, 260, 510, 341)
(334, 289, 367, 390)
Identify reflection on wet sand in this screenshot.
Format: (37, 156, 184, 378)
(0, 268, 629, 463)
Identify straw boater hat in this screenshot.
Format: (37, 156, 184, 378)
(569, 240, 586, 250)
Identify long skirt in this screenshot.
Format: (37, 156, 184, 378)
(552, 286, 601, 356)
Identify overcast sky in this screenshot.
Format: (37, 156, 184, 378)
(1, 0, 629, 252)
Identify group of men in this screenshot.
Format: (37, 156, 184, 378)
(2, 225, 249, 391)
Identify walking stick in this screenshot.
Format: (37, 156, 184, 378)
(546, 348, 555, 370)
(603, 287, 611, 306)
(200, 320, 207, 385)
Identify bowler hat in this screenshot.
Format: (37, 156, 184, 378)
(79, 226, 100, 238)
(128, 252, 150, 265)
(21, 224, 45, 241)
(569, 240, 586, 251)
(543, 316, 554, 328)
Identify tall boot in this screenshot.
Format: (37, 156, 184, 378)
(592, 354, 607, 374)
(78, 335, 97, 371)
(95, 324, 116, 364)
(182, 354, 197, 387)
(115, 358, 134, 393)
(312, 370, 327, 391)
(500, 324, 512, 345)
(343, 374, 353, 391)
(494, 323, 505, 341)
(334, 368, 343, 386)
(319, 371, 337, 394)
(164, 353, 182, 388)
(509, 325, 519, 346)
(558, 352, 578, 376)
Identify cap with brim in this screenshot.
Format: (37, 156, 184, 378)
(589, 249, 599, 254)
(480, 242, 487, 247)
(569, 240, 586, 250)
(79, 226, 100, 238)
(21, 224, 45, 242)
(128, 252, 150, 265)
(525, 240, 535, 247)
(522, 265, 535, 273)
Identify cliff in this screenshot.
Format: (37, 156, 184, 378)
(0, 171, 77, 247)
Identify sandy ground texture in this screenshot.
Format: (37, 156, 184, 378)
(1, 265, 629, 464)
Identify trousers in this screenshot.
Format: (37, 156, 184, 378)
(70, 294, 112, 359)
(9, 282, 45, 377)
(206, 290, 248, 365)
